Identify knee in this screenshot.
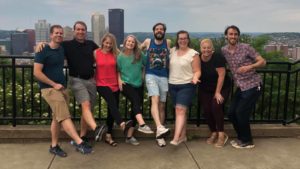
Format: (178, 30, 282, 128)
(81, 101, 91, 111)
(175, 106, 186, 116)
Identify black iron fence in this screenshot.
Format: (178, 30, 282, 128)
(0, 56, 299, 126)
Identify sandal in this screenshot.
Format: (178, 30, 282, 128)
(215, 134, 228, 148)
(206, 133, 218, 144)
(105, 134, 118, 147)
(105, 139, 118, 147)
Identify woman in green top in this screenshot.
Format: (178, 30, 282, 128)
(117, 35, 154, 145)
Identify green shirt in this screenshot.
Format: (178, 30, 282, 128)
(117, 52, 146, 87)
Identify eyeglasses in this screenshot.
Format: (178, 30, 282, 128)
(179, 38, 188, 41)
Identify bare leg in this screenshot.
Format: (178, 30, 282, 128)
(61, 118, 82, 145)
(127, 127, 135, 138)
(158, 101, 166, 124)
(51, 119, 60, 147)
(151, 96, 163, 127)
(80, 101, 97, 134)
(135, 114, 146, 125)
(80, 118, 89, 137)
(172, 106, 187, 142)
(179, 117, 187, 140)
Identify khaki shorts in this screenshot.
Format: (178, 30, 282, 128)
(41, 88, 71, 122)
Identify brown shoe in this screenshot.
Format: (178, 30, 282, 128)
(206, 133, 218, 144)
(215, 134, 229, 148)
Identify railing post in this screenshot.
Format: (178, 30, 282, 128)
(283, 64, 291, 125)
(12, 57, 17, 127)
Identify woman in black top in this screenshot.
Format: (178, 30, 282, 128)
(199, 39, 231, 148)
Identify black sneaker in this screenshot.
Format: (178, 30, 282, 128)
(94, 124, 107, 142)
(75, 142, 93, 154)
(49, 145, 67, 157)
(124, 120, 133, 136)
(232, 141, 255, 149)
(70, 136, 92, 148)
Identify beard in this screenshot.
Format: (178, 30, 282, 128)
(154, 32, 165, 40)
(228, 38, 238, 45)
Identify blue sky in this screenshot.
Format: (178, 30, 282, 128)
(1, 0, 300, 32)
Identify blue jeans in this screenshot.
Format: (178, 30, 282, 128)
(228, 86, 261, 143)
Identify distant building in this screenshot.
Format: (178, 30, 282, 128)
(91, 12, 105, 46)
(264, 44, 288, 56)
(265, 45, 277, 53)
(109, 8, 124, 47)
(23, 29, 35, 53)
(87, 32, 93, 41)
(35, 19, 50, 44)
(279, 45, 288, 56)
(10, 32, 28, 55)
(0, 39, 11, 54)
(63, 26, 73, 41)
(292, 47, 300, 60)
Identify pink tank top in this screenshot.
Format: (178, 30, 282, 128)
(94, 49, 119, 92)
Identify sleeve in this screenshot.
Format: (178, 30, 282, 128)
(169, 47, 176, 59)
(34, 47, 46, 64)
(215, 53, 226, 68)
(189, 49, 199, 62)
(247, 44, 260, 60)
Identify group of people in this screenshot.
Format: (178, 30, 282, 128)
(33, 21, 266, 158)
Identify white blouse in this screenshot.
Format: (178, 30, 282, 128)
(169, 47, 199, 84)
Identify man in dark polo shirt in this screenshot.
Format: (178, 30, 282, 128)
(62, 21, 106, 143)
(34, 25, 92, 157)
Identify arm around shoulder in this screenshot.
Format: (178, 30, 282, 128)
(141, 38, 151, 51)
(166, 39, 172, 49)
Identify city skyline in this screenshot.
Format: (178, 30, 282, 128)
(1, 0, 300, 32)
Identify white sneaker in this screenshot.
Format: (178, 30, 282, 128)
(156, 125, 170, 139)
(125, 137, 140, 146)
(138, 125, 154, 134)
(156, 138, 166, 147)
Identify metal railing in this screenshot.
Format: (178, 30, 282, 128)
(0, 56, 299, 126)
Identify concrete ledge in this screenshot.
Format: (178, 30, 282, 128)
(0, 124, 300, 143)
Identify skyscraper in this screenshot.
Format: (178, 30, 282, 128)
(91, 12, 105, 46)
(35, 19, 50, 44)
(63, 26, 73, 41)
(23, 29, 35, 53)
(108, 9, 124, 47)
(10, 32, 28, 55)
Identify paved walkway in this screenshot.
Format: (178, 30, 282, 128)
(1, 137, 300, 169)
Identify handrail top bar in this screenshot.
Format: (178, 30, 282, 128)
(1, 55, 299, 65)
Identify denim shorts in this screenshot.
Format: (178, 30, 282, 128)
(169, 83, 196, 108)
(145, 74, 168, 102)
(69, 76, 97, 107)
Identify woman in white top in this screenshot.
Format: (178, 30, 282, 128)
(169, 30, 201, 146)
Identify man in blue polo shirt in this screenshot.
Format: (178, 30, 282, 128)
(34, 25, 92, 157)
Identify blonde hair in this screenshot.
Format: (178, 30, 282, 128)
(100, 33, 120, 56)
(122, 35, 142, 64)
(200, 38, 214, 50)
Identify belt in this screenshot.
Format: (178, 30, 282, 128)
(71, 74, 93, 80)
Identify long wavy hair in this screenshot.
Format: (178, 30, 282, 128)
(122, 35, 142, 64)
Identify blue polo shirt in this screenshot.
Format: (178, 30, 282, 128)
(34, 45, 66, 89)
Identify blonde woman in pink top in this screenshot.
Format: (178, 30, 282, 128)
(94, 33, 132, 147)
